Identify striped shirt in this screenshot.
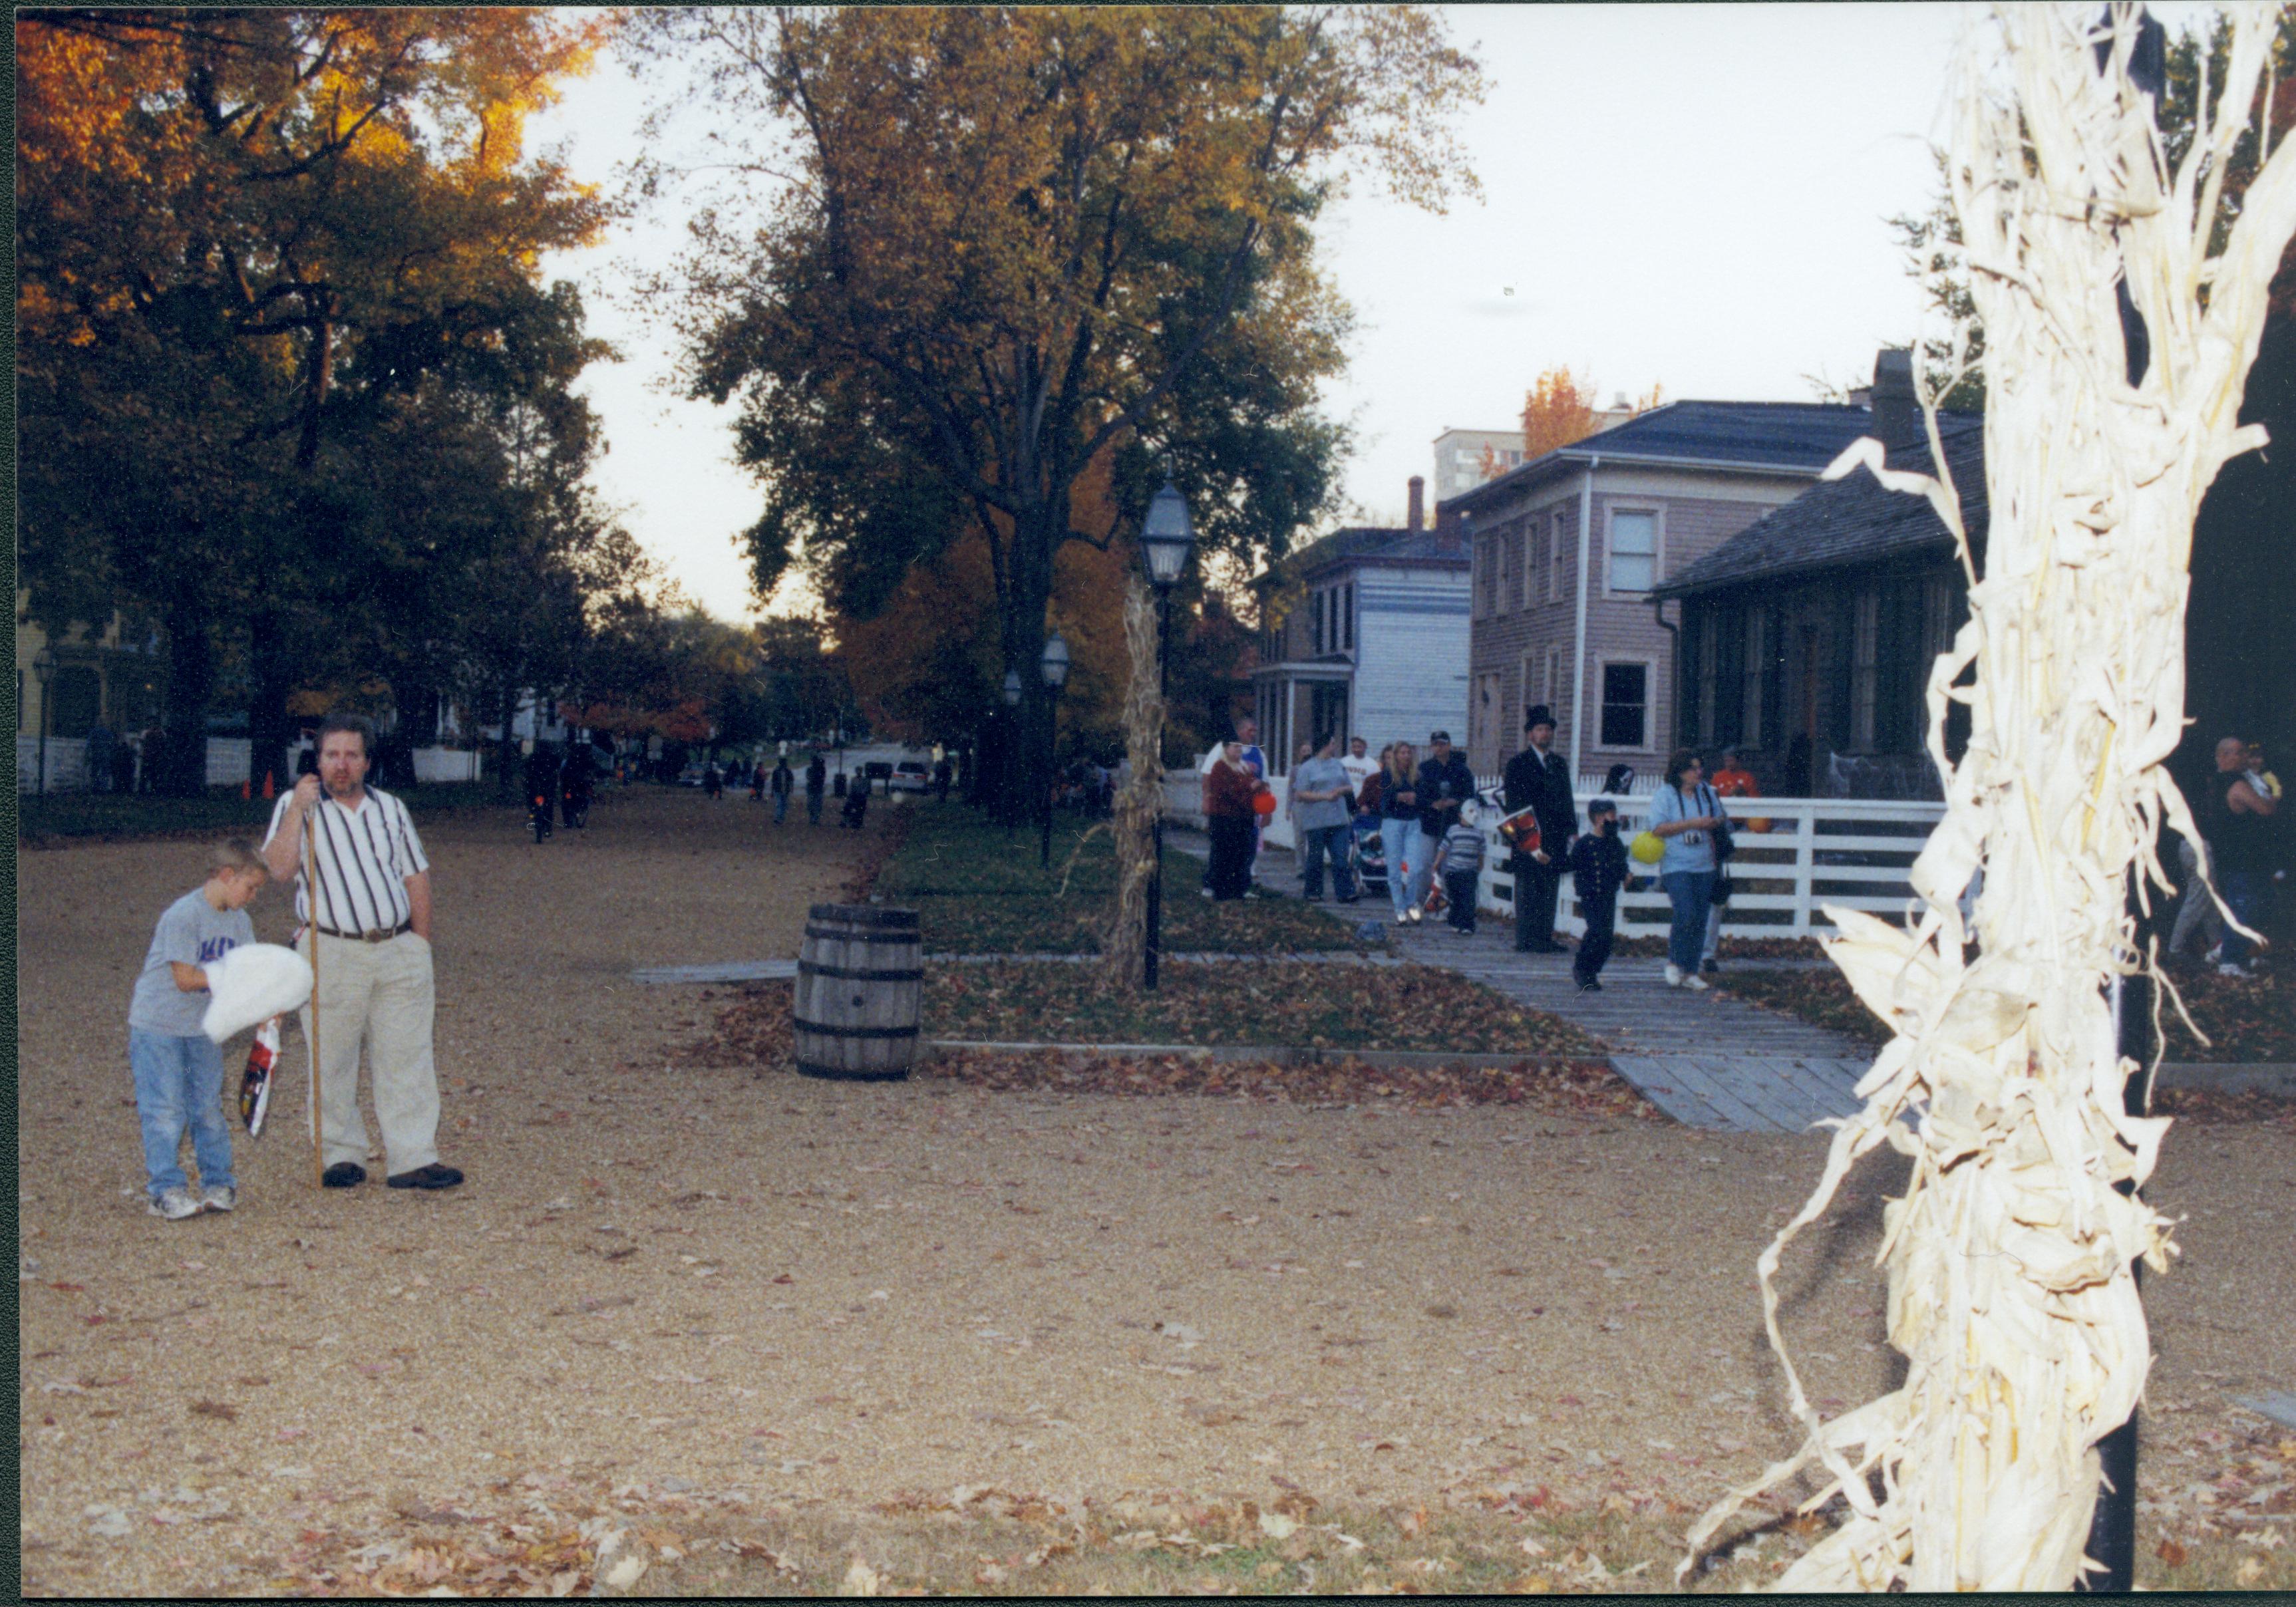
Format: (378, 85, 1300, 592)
(263, 786, 430, 933)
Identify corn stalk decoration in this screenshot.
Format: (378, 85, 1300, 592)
(1685, 5, 2296, 1592)
(1102, 575, 1166, 991)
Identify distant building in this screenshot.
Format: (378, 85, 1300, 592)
(1246, 477, 1470, 775)
(1432, 408, 1637, 503)
(1454, 389, 1887, 781)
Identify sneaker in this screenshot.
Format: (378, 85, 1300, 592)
(1702, 958, 1721, 974)
(1200, 887, 1215, 901)
(1575, 977, 1603, 992)
(1663, 963, 1683, 987)
(198, 1184, 236, 1213)
(2216, 961, 2250, 978)
(1682, 973, 1711, 992)
(148, 1187, 202, 1221)
(1407, 907, 1424, 924)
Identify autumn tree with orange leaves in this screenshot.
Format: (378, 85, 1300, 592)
(17, 9, 617, 792)
(636, 6, 1485, 808)
(1478, 366, 1666, 482)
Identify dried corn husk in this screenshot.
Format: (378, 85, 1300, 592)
(1102, 575, 1166, 990)
(1684, 5, 2296, 1591)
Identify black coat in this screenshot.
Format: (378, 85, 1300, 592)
(1567, 829, 1629, 908)
(1503, 744, 1577, 852)
(1414, 753, 1477, 835)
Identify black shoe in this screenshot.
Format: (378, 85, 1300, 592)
(1702, 959, 1720, 974)
(1575, 977, 1603, 992)
(321, 1161, 367, 1189)
(387, 1163, 464, 1191)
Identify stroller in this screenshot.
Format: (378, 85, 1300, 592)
(1349, 814, 1389, 901)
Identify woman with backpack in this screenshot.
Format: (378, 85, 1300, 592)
(1648, 748, 1728, 990)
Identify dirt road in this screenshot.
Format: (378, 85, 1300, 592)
(17, 790, 2293, 1593)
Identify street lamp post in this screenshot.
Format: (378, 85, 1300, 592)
(32, 647, 59, 798)
(1137, 475, 1198, 990)
(1038, 633, 1070, 869)
(1000, 669, 1023, 835)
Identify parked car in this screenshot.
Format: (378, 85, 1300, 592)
(675, 763, 708, 788)
(888, 760, 931, 793)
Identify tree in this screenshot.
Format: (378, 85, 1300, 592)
(1477, 368, 1664, 480)
(633, 5, 1483, 811)
(17, 9, 615, 790)
(1887, 6, 2296, 410)
(1689, 5, 2296, 1589)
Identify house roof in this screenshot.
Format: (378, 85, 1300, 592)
(1656, 414, 1988, 596)
(1262, 525, 1468, 587)
(1444, 400, 1885, 516)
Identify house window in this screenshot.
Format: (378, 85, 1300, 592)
(1311, 591, 1325, 656)
(1472, 671, 1502, 764)
(1341, 583, 1355, 652)
(1598, 661, 1650, 750)
(1920, 572, 1954, 670)
(1546, 645, 1563, 720)
(1607, 509, 1658, 596)
(1740, 609, 1768, 748)
(1694, 615, 1719, 747)
(1521, 527, 1538, 611)
(1500, 531, 1517, 612)
(1311, 680, 1349, 747)
(1548, 513, 1565, 602)
(1851, 589, 1880, 750)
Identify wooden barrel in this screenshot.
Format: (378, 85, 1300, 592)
(794, 904, 922, 1081)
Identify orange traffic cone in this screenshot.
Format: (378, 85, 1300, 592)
(241, 778, 251, 801)
(261, 771, 275, 800)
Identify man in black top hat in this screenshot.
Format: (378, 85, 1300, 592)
(1502, 705, 1577, 954)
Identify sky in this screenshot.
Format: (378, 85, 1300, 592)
(522, 3, 2044, 619)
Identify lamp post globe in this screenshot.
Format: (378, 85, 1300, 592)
(1140, 479, 1196, 591)
(1037, 633, 1070, 868)
(1001, 670, 1023, 706)
(1039, 631, 1071, 690)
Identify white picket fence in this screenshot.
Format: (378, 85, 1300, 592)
(1163, 768, 1945, 939)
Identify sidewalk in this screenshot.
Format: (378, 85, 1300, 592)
(1166, 822, 1872, 1134)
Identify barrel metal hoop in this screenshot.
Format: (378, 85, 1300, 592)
(804, 924, 922, 943)
(806, 904, 921, 927)
(798, 962, 925, 984)
(792, 1018, 921, 1040)
(796, 1064, 909, 1082)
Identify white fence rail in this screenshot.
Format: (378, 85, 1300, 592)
(1162, 768, 1945, 939)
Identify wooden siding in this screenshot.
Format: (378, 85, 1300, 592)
(1354, 565, 1470, 751)
(1464, 470, 1808, 774)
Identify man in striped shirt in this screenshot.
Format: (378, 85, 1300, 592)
(262, 710, 462, 1191)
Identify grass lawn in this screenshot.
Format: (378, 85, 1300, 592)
(877, 800, 1369, 954)
(1713, 960, 2295, 1064)
(17, 778, 516, 843)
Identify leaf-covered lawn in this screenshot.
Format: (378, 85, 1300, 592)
(1713, 961, 2295, 1064)
(690, 970, 1635, 1115)
(924, 960, 1601, 1055)
(878, 802, 1366, 954)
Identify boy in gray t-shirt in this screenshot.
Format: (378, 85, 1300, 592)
(128, 843, 271, 1219)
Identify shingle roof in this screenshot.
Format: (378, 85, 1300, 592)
(1657, 414, 1988, 595)
(1446, 400, 1885, 515)
(1268, 525, 1467, 585)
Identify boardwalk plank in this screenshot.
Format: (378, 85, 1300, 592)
(1650, 1057, 1790, 1133)
(1718, 1057, 1826, 1133)
(1608, 1056, 1732, 1130)
(1745, 1058, 1850, 1133)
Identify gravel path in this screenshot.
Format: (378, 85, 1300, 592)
(19, 788, 2296, 1594)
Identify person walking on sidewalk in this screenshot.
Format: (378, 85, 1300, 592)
(1567, 798, 1629, 991)
(1502, 705, 1576, 954)
(1377, 741, 1422, 923)
(1649, 749, 1726, 991)
(1414, 732, 1476, 917)
(1204, 740, 1259, 901)
(769, 756, 795, 824)
(1291, 730, 1359, 903)
(805, 752, 827, 825)
(2206, 733, 2279, 975)
(1436, 804, 1486, 935)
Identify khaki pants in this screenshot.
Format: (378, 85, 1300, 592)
(297, 930, 440, 1176)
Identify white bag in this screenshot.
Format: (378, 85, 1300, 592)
(201, 943, 314, 1043)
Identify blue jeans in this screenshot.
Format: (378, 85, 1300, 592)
(1661, 870, 1717, 973)
(128, 1028, 234, 1199)
(1381, 819, 1426, 915)
(2220, 869, 2268, 965)
(1299, 824, 1356, 900)
(773, 790, 790, 823)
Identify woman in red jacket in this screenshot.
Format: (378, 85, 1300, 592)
(1203, 741, 1259, 901)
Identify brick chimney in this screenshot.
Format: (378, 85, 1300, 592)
(1406, 476, 1424, 532)
(1870, 348, 1921, 449)
(1433, 503, 1465, 555)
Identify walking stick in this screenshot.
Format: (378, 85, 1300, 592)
(303, 807, 325, 1189)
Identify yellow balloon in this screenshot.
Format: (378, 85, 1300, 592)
(1629, 830, 1665, 865)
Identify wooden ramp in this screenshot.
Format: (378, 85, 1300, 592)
(1611, 1054, 1868, 1134)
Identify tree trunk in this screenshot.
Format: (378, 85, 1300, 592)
(246, 607, 296, 794)
(1102, 577, 1164, 990)
(493, 680, 522, 800)
(158, 601, 214, 798)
